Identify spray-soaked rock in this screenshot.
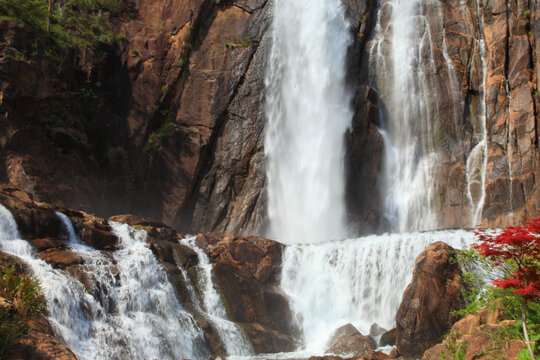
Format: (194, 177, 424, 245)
(325, 323, 376, 356)
(395, 242, 466, 357)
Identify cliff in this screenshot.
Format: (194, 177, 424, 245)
(0, 0, 538, 234)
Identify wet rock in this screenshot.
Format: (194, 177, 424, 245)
(37, 249, 84, 269)
(325, 323, 376, 356)
(196, 233, 300, 353)
(396, 242, 466, 358)
(369, 323, 387, 338)
(380, 328, 397, 347)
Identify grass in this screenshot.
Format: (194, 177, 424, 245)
(0, 265, 45, 358)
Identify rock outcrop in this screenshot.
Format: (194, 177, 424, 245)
(325, 324, 376, 356)
(422, 309, 527, 360)
(0, 185, 299, 356)
(195, 232, 299, 353)
(395, 242, 467, 358)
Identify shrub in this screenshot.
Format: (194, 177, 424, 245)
(0, 265, 45, 358)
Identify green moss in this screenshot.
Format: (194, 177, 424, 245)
(224, 40, 255, 49)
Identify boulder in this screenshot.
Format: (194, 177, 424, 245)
(325, 324, 376, 356)
(369, 323, 387, 338)
(196, 233, 300, 353)
(379, 328, 397, 347)
(37, 249, 84, 269)
(395, 242, 466, 357)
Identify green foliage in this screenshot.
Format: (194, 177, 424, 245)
(145, 119, 176, 153)
(0, 0, 47, 29)
(439, 329, 467, 360)
(0, 265, 45, 358)
(0, 0, 122, 62)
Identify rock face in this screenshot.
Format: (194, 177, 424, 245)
(0, 0, 538, 234)
(195, 232, 299, 353)
(395, 242, 467, 358)
(325, 324, 376, 356)
(0, 1, 271, 236)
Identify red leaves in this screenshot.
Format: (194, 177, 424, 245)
(473, 213, 540, 301)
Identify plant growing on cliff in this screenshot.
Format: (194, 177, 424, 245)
(0, 265, 45, 358)
(473, 215, 540, 360)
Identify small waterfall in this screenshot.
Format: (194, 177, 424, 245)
(280, 230, 474, 352)
(179, 236, 254, 356)
(264, 0, 353, 244)
(466, 0, 488, 227)
(55, 211, 83, 245)
(505, 80, 514, 214)
(369, 0, 461, 232)
(0, 204, 210, 360)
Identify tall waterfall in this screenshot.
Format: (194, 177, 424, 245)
(0, 205, 210, 360)
(280, 230, 473, 352)
(369, 0, 462, 232)
(265, 0, 353, 244)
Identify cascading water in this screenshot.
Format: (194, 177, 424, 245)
(264, 0, 353, 244)
(0, 204, 210, 360)
(280, 230, 474, 352)
(369, 0, 462, 232)
(179, 236, 253, 356)
(466, 0, 489, 227)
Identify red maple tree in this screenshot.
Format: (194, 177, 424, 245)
(473, 214, 540, 359)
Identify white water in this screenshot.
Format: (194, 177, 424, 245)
(280, 230, 474, 352)
(264, 0, 353, 244)
(466, 0, 489, 227)
(0, 204, 210, 360)
(369, 0, 462, 232)
(179, 236, 253, 356)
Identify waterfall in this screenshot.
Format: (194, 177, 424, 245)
(179, 236, 254, 356)
(264, 0, 353, 244)
(0, 205, 210, 360)
(466, 0, 489, 227)
(280, 230, 474, 352)
(369, 0, 462, 232)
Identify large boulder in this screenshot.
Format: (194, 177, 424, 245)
(325, 323, 376, 356)
(196, 232, 300, 353)
(395, 242, 466, 358)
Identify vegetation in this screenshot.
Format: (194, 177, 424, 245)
(447, 215, 540, 359)
(0, 0, 123, 64)
(144, 118, 176, 153)
(0, 265, 45, 358)
(473, 217, 539, 359)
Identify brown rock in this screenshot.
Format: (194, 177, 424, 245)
(504, 339, 527, 359)
(396, 242, 466, 358)
(196, 233, 300, 353)
(325, 324, 376, 356)
(7, 331, 77, 360)
(379, 328, 397, 347)
(240, 322, 297, 354)
(29, 238, 66, 252)
(37, 249, 84, 269)
(369, 323, 387, 338)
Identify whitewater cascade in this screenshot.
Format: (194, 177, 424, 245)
(265, 0, 353, 244)
(280, 230, 474, 352)
(0, 204, 210, 360)
(369, 0, 463, 232)
(466, 0, 489, 227)
(179, 236, 253, 356)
